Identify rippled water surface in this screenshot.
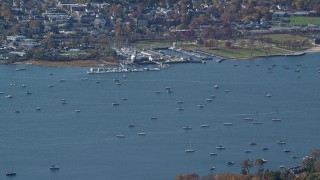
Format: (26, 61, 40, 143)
(0, 53, 320, 179)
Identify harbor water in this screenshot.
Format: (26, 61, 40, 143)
(0, 52, 320, 179)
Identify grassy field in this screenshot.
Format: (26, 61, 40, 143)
(290, 16, 320, 25)
(208, 48, 268, 59)
(133, 33, 315, 59)
(204, 47, 289, 59)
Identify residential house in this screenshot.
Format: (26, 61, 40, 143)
(57, 0, 78, 11)
(94, 14, 106, 29)
(7, 35, 26, 41)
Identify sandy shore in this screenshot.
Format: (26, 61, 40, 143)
(306, 46, 320, 53)
(25, 59, 118, 67)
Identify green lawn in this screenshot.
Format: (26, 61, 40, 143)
(290, 16, 320, 25)
(207, 48, 270, 59)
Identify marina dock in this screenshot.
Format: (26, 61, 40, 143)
(88, 46, 213, 74)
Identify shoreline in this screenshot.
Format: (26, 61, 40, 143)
(10, 46, 320, 67)
(23, 59, 118, 67)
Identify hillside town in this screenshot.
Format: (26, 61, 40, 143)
(1, 0, 320, 64)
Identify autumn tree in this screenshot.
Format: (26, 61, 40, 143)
(241, 159, 253, 174)
(311, 149, 320, 159)
(255, 159, 266, 175)
(176, 173, 199, 180)
(1, 2, 13, 22)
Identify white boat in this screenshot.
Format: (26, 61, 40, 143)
(209, 166, 215, 171)
(177, 101, 183, 104)
(200, 124, 210, 128)
(112, 102, 119, 106)
(198, 104, 205, 108)
(205, 98, 213, 102)
(271, 118, 281, 122)
(26, 91, 32, 95)
(209, 144, 218, 156)
(116, 135, 126, 138)
(244, 150, 252, 153)
(113, 78, 120, 82)
(15, 68, 27, 71)
(276, 140, 286, 145)
(216, 145, 226, 150)
(216, 137, 226, 150)
(74, 109, 80, 112)
(137, 132, 147, 136)
(112, 96, 120, 106)
(36, 107, 41, 111)
(243, 117, 253, 121)
(182, 126, 192, 130)
(266, 93, 272, 97)
(50, 164, 60, 171)
(185, 136, 195, 153)
(167, 89, 174, 93)
(279, 165, 285, 169)
(252, 121, 263, 124)
(252, 112, 262, 124)
(6, 165, 16, 176)
(5, 94, 13, 99)
(177, 107, 184, 111)
(185, 149, 195, 153)
(283, 150, 291, 153)
(214, 84, 219, 89)
(272, 110, 281, 121)
(209, 152, 217, 156)
(48, 84, 55, 87)
(227, 161, 234, 165)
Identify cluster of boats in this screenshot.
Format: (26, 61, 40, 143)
(87, 66, 161, 74)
